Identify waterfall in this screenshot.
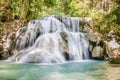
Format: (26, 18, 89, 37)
(7, 15, 89, 63)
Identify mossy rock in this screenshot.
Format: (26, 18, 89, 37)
(109, 56, 120, 64)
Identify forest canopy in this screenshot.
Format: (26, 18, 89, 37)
(0, 0, 120, 39)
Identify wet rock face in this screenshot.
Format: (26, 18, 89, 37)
(62, 52, 69, 61)
(60, 31, 68, 53)
(0, 44, 3, 59)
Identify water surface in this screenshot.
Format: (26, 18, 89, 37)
(0, 60, 106, 80)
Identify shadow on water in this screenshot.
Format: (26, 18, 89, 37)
(0, 60, 106, 80)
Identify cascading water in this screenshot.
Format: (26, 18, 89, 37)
(6, 15, 89, 63)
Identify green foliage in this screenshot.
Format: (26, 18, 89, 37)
(115, 0, 120, 5)
(9, 0, 20, 18)
(0, 0, 106, 21)
(0, 0, 120, 40)
(69, 1, 88, 16)
(96, 0, 120, 40)
(7, 0, 68, 21)
(0, 0, 7, 7)
(44, 0, 57, 7)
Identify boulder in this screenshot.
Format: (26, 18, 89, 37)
(105, 30, 120, 58)
(109, 38, 120, 49)
(106, 39, 120, 58)
(92, 46, 104, 59)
